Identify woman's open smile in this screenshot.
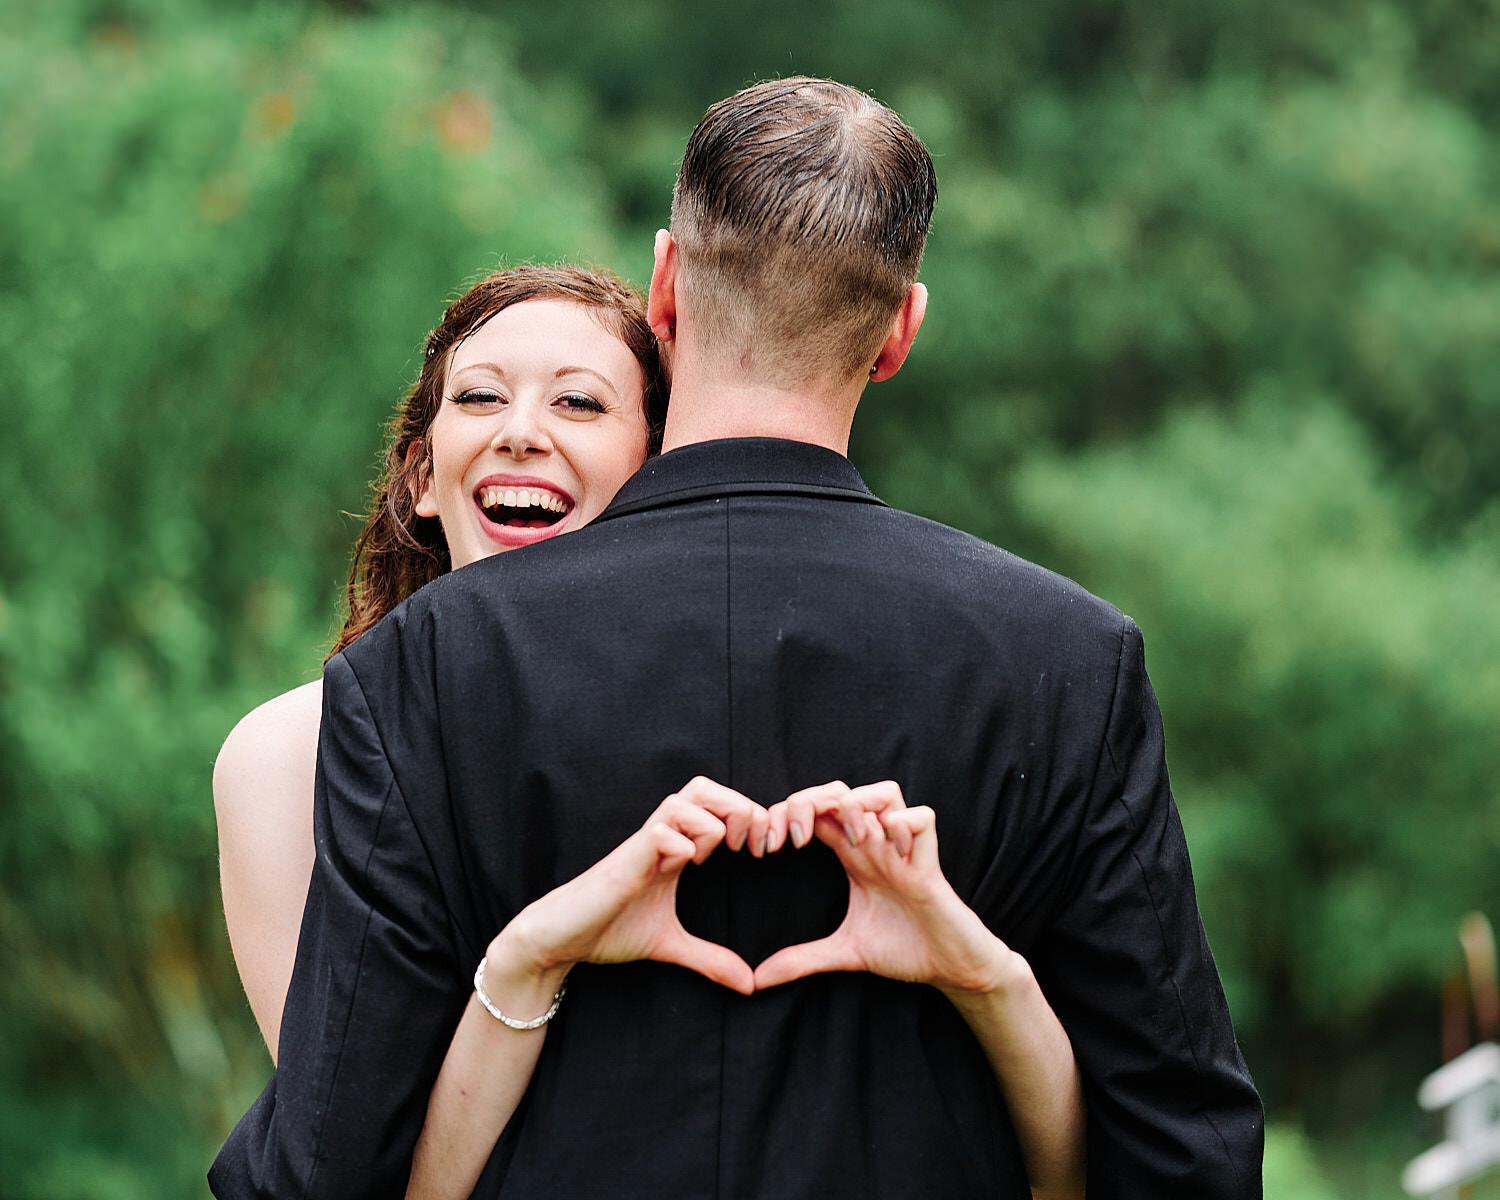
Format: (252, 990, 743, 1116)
(473, 473, 574, 544)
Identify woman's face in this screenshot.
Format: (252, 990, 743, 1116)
(416, 298, 651, 569)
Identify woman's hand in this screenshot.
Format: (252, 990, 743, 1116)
(485, 776, 765, 1005)
(407, 778, 766, 1200)
(757, 780, 1087, 1200)
(756, 780, 1019, 995)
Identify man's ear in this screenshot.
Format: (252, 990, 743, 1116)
(647, 229, 678, 342)
(868, 283, 927, 383)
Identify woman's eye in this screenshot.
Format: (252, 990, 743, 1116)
(451, 388, 502, 407)
(558, 393, 606, 415)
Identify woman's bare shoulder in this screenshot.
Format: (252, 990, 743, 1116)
(213, 680, 324, 810)
(214, 680, 325, 1059)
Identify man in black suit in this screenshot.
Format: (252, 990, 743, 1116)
(212, 76, 1262, 1197)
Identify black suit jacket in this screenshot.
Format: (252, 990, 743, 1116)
(212, 438, 1262, 1198)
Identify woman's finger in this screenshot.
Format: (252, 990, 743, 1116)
(844, 780, 906, 815)
(763, 803, 789, 854)
(656, 796, 731, 860)
(779, 781, 848, 848)
(782, 781, 850, 807)
(886, 811, 915, 857)
(809, 810, 848, 850)
(753, 933, 858, 990)
(879, 806, 936, 860)
(671, 776, 764, 851)
(659, 932, 756, 995)
(785, 780, 903, 847)
(646, 821, 701, 874)
(833, 794, 883, 845)
(746, 803, 775, 858)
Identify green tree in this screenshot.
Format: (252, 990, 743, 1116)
(0, 5, 629, 1192)
(1011, 393, 1500, 1148)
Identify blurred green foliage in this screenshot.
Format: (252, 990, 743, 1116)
(1264, 1123, 1340, 1200)
(2, 0, 1497, 1194)
(1012, 399, 1500, 1120)
(0, 3, 631, 1192)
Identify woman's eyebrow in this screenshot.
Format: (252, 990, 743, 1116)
(553, 365, 618, 393)
(448, 361, 507, 379)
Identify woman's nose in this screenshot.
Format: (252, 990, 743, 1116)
(490, 402, 551, 457)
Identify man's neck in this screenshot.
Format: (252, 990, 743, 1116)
(659, 367, 861, 456)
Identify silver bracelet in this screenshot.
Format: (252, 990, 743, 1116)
(473, 956, 567, 1030)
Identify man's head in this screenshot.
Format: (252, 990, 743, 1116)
(664, 76, 936, 388)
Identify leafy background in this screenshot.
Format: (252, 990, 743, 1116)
(2, 1, 1498, 1194)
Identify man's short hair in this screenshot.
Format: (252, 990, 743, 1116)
(671, 76, 937, 383)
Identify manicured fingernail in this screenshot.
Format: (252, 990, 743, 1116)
(790, 821, 805, 847)
(844, 820, 859, 846)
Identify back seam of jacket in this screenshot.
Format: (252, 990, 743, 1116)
(715, 494, 733, 1200)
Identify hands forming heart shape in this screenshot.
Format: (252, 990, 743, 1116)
(493, 777, 1010, 1004)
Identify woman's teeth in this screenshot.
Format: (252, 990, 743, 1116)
(477, 485, 568, 514)
(477, 485, 570, 527)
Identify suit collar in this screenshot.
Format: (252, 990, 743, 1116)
(595, 438, 886, 523)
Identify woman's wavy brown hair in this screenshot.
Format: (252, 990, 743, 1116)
(330, 264, 667, 657)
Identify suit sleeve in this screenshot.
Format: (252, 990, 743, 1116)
(209, 651, 467, 1199)
(1030, 620, 1264, 1199)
